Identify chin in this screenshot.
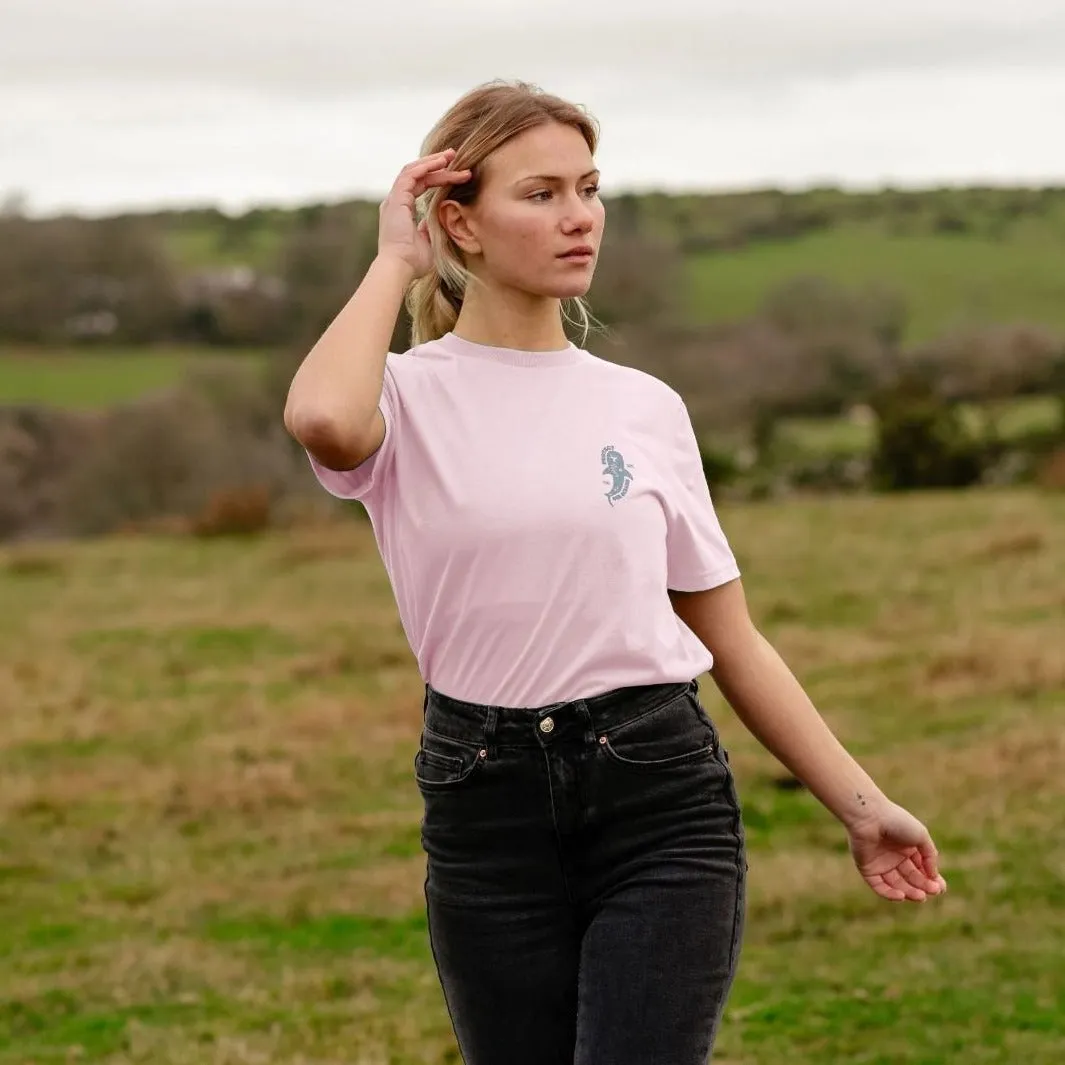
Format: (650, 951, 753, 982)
(531, 275, 596, 300)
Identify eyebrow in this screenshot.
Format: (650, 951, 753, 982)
(514, 169, 600, 186)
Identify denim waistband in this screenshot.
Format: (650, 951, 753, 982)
(423, 678, 702, 748)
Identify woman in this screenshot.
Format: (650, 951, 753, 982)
(284, 80, 947, 1065)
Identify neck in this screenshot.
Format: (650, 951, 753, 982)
(452, 279, 569, 352)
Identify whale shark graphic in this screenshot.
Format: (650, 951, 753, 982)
(601, 445, 634, 506)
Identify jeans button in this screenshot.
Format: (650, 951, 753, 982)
(539, 716, 555, 734)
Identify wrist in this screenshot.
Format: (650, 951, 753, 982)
(373, 252, 419, 286)
(840, 788, 891, 834)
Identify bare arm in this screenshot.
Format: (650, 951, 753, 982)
(670, 579, 947, 902)
(669, 580, 886, 829)
(282, 149, 471, 470)
(283, 254, 414, 469)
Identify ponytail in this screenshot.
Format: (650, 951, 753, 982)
(405, 269, 462, 348)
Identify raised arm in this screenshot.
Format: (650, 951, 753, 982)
(283, 149, 471, 470)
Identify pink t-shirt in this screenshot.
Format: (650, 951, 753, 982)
(307, 330, 740, 708)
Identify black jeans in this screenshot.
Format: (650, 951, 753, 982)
(415, 677, 746, 1065)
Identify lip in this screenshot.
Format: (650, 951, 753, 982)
(558, 246, 595, 261)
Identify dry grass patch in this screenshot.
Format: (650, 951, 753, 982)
(874, 716, 1065, 832)
(970, 527, 1046, 560)
(917, 625, 1065, 703)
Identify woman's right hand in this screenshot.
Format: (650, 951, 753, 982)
(378, 149, 472, 278)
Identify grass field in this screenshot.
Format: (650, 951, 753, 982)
(2, 490, 1063, 1063)
(686, 225, 1065, 343)
(0, 347, 268, 409)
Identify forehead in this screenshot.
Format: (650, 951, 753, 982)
(483, 122, 594, 184)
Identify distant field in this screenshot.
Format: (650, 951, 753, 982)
(159, 207, 1065, 346)
(776, 395, 1062, 457)
(1, 490, 1062, 1063)
(166, 226, 287, 272)
(686, 225, 1065, 342)
(0, 347, 268, 408)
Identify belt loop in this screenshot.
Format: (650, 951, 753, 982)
(576, 700, 596, 745)
(484, 706, 498, 744)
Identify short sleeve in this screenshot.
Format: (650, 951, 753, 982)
(664, 392, 741, 592)
(305, 358, 399, 502)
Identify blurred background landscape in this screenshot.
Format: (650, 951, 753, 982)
(2, 1, 1063, 1062)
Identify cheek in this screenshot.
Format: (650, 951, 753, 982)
(483, 208, 552, 262)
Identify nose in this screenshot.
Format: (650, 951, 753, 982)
(561, 192, 596, 234)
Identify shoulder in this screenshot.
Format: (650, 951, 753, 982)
(381, 337, 456, 381)
(373, 343, 442, 402)
(581, 348, 685, 412)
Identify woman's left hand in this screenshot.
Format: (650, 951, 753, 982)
(847, 800, 948, 902)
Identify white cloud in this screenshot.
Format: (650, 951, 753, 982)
(2, 0, 1063, 213)
(4, 0, 1064, 95)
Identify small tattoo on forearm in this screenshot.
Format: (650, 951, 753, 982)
(857, 792, 867, 806)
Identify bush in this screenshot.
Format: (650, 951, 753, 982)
(761, 274, 908, 351)
(905, 324, 1065, 401)
(191, 486, 273, 537)
(587, 224, 683, 327)
(1036, 446, 1065, 490)
(0, 405, 95, 539)
(699, 444, 740, 487)
(774, 454, 871, 494)
(869, 375, 993, 491)
(55, 367, 302, 537)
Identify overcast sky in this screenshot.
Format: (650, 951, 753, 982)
(3, 0, 1064, 216)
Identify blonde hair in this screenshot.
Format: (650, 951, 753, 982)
(405, 80, 601, 348)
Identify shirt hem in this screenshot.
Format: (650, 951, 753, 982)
(667, 562, 741, 593)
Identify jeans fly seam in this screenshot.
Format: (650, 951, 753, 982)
(542, 747, 575, 906)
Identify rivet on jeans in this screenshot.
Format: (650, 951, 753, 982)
(599, 736, 607, 744)
(479, 749, 487, 758)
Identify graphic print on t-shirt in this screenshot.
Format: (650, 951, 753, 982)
(601, 444, 635, 506)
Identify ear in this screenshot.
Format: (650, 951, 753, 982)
(438, 200, 482, 256)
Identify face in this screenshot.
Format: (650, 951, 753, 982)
(439, 121, 606, 299)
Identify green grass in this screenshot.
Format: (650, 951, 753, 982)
(0, 346, 268, 408)
(1, 490, 1063, 1062)
(686, 225, 1065, 343)
(165, 225, 287, 272)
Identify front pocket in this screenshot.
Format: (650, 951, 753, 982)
(414, 729, 487, 789)
(599, 692, 716, 770)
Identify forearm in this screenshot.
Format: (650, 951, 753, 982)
(710, 626, 886, 830)
(284, 254, 413, 443)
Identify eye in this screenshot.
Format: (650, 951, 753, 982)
(527, 185, 600, 203)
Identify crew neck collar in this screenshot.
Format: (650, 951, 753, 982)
(436, 331, 588, 368)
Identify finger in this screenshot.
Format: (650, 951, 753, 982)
(404, 151, 460, 178)
(918, 839, 941, 881)
(391, 158, 455, 196)
(897, 856, 929, 887)
(900, 854, 945, 894)
(406, 149, 457, 170)
(408, 171, 473, 204)
(868, 875, 906, 902)
(400, 167, 471, 201)
(884, 866, 927, 902)
(420, 169, 472, 188)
